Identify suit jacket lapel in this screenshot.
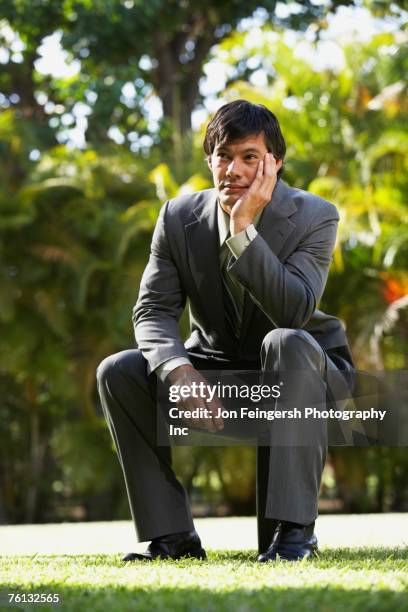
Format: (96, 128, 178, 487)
(240, 180, 297, 342)
(185, 190, 230, 341)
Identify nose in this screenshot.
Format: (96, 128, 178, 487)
(226, 159, 242, 178)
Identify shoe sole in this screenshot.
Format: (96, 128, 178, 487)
(123, 547, 207, 562)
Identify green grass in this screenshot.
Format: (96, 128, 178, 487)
(1, 549, 407, 611)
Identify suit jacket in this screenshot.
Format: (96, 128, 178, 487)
(133, 179, 352, 373)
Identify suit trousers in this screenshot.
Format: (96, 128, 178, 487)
(96, 328, 334, 542)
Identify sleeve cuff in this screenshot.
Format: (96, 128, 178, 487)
(226, 224, 258, 259)
(155, 357, 193, 383)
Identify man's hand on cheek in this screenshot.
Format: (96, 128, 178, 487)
(230, 152, 280, 236)
(167, 365, 224, 433)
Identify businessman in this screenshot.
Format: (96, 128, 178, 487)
(97, 99, 353, 562)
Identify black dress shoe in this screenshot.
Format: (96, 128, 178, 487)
(122, 530, 206, 561)
(257, 521, 318, 562)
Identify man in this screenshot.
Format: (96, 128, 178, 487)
(97, 99, 353, 562)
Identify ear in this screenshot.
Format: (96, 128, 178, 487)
(206, 155, 212, 171)
(275, 158, 283, 171)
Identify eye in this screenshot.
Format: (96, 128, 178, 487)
(245, 154, 258, 160)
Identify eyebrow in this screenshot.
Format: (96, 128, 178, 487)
(217, 146, 262, 154)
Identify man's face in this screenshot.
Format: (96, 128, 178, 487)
(207, 132, 280, 215)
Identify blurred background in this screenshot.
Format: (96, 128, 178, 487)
(0, 0, 407, 524)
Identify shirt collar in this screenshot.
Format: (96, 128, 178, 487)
(217, 203, 230, 247)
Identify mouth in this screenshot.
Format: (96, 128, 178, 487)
(222, 184, 247, 192)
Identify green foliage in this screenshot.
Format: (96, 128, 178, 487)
(0, 111, 212, 520)
(0, 134, 173, 521)
(173, 447, 256, 514)
(0, 0, 383, 157)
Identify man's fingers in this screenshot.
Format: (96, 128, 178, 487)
(196, 405, 224, 432)
(213, 415, 224, 430)
(250, 155, 276, 194)
(247, 160, 264, 194)
(174, 380, 225, 433)
(255, 160, 264, 183)
(208, 399, 224, 431)
(264, 152, 277, 176)
(210, 411, 224, 431)
(196, 403, 223, 432)
(178, 396, 210, 430)
(254, 153, 277, 201)
(179, 403, 220, 432)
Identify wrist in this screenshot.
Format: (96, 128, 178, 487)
(230, 217, 252, 236)
(167, 364, 195, 384)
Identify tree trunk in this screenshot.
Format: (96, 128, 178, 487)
(152, 28, 215, 176)
(24, 379, 47, 523)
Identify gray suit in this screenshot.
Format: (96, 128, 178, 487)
(97, 179, 353, 542)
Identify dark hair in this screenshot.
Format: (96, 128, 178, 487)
(203, 99, 286, 178)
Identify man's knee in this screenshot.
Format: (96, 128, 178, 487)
(96, 354, 117, 387)
(261, 328, 324, 369)
(96, 349, 147, 387)
(262, 328, 310, 351)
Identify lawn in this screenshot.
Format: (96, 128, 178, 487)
(1, 548, 407, 611)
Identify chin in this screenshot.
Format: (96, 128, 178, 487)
(219, 196, 237, 215)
